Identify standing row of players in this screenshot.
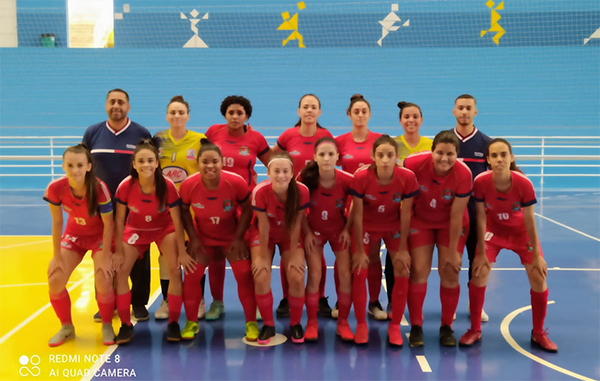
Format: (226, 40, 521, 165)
(43, 90, 557, 352)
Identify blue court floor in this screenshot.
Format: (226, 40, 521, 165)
(0, 190, 598, 381)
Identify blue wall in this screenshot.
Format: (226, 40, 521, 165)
(17, 0, 67, 47)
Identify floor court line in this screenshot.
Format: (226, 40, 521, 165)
(535, 213, 600, 243)
(0, 271, 93, 345)
(416, 355, 432, 372)
(500, 301, 598, 381)
(0, 281, 76, 288)
(0, 239, 51, 249)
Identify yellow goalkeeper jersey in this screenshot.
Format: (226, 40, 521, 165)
(154, 129, 206, 190)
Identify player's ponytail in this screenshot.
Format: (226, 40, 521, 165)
(197, 138, 222, 159)
(487, 138, 523, 173)
(299, 137, 338, 192)
(295, 93, 323, 129)
(347, 94, 371, 115)
(63, 144, 99, 217)
(397, 101, 423, 118)
(132, 138, 167, 211)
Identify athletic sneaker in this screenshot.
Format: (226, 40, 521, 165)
(409, 325, 424, 347)
(102, 323, 115, 346)
(368, 301, 388, 321)
(459, 329, 482, 346)
(318, 297, 332, 317)
(48, 324, 75, 347)
(331, 302, 339, 319)
(154, 300, 169, 320)
(116, 324, 134, 345)
(205, 301, 225, 321)
(336, 321, 354, 341)
(439, 325, 457, 346)
(531, 329, 558, 352)
(133, 305, 149, 322)
(305, 320, 318, 341)
(290, 324, 305, 344)
(181, 321, 199, 340)
(387, 324, 403, 347)
(276, 298, 290, 318)
(245, 322, 259, 342)
(166, 321, 182, 342)
(354, 322, 369, 345)
(468, 301, 489, 322)
(257, 325, 276, 345)
(198, 298, 206, 319)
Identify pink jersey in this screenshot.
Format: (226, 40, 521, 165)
(473, 170, 537, 235)
(404, 152, 473, 229)
(299, 169, 354, 234)
(334, 131, 382, 174)
(349, 165, 419, 232)
(251, 179, 311, 237)
(115, 176, 180, 230)
(180, 170, 251, 245)
(44, 177, 112, 236)
(276, 127, 334, 176)
(205, 124, 270, 188)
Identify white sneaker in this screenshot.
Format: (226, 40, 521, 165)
(368, 301, 388, 321)
(468, 301, 489, 322)
(453, 312, 457, 321)
(154, 300, 169, 320)
(331, 303, 339, 319)
(198, 298, 206, 319)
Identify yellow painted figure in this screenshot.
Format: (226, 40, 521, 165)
(278, 2, 306, 48)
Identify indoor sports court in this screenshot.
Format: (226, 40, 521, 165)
(1, 0, 599, 380)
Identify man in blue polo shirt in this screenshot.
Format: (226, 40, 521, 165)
(82, 89, 152, 322)
(452, 94, 492, 323)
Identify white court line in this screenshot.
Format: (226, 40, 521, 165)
(416, 355, 432, 372)
(0, 239, 51, 249)
(500, 301, 598, 381)
(80, 288, 163, 381)
(0, 281, 75, 288)
(0, 271, 93, 345)
(535, 213, 600, 243)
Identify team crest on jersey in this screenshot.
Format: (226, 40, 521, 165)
(442, 189, 454, 200)
(239, 146, 250, 156)
(223, 200, 233, 212)
(365, 194, 376, 200)
(419, 185, 428, 192)
(192, 202, 205, 209)
(392, 192, 402, 203)
(129, 206, 139, 213)
(335, 198, 345, 208)
(187, 149, 196, 160)
(289, 150, 301, 156)
(512, 202, 521, 211)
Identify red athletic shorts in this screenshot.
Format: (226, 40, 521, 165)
(122, 224, 176, 256)
(408, 218, 469, 252)
(352, 229, 401, 254)
(313, 230, 347, 252)
(484, 231, 544, 265)
(249, 227, 303, 252)
(60, 233, 103, 256)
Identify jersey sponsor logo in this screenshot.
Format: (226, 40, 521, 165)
(409, 228, 419, 234)
(267, 213, 275, 218)
(223, 200, 233, 212)
(64, 235, 78, 242)
(126, 144, 136, 149)
(335, 198, 345, 208)
(239, 146, 250, 156)
(484, 202, 493, 209)
(63, 205, 72, 212)
(289, 150, 301, 156)
(158, 205, 167, 213)
(392, 231, 401, 239)
(496, 196, 507, 201)
(442, 189, 454, 200)
(187, 149, 196, 160)
(474, 151, 484, 157)
(419, 185, 428, 192)
(302, 142, 312, 145)
(163, 166, 188, 183)
(158, 148, 164, 159)
(192, 202, 205, 209)
(356, 147, 365, 150)
(129, 206, 139, 213)
(392, 192, 401, 203)
(365, 194, 376, 200)
(512, 201, 521, 211)
(343, 154, 354, 159)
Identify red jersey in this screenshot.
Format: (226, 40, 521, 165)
(334, 131, 382, 174)
(299, 169, 354, 234)
(349, 165, 419, 232)
(205, 124, 270, 188)
(115, 176, 180, 230)
(44, 177, 112, 236)
(473, 170, 537, 235)
(276, 127, 334, 176)
(404, 152, 473, 229)
(251, 179, 311, 237)
(180, 170, 251, 245)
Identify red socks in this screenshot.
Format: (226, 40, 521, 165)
(168, 293, 183, 323)
(305, 292, 319, 322)
(256, 291, 274, 326)
(440, 285, 460, 327)
(97, 291, 116, 324)
(116, 291, 132, 325)
(367, 261, 382, 303)
(183, 265, 206, 321)
(49, 289, 72, 325)
(531, 288, 549, 334)
(469, 285, 486, 332)
(408, 282, 427, 327)
(337, 292, 351, 322)
(319, 252, 327, 298)
(288, 294, 305, 326)
(352, 268, 368, 324)
(209, 259, 226, 302)
(231, 260, 257, 322)
(391, 277, 409, 325)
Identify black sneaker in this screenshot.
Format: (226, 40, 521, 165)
(318, 297, 332, 317)
(439, 325, 456, 346)
(290, 324, 305, 344)
(257, 325, 276, 345)
(409, 325, 424, 347)
(116, 324, 134, 344)
(166, 321, 182, 342)
(93, 310, 102, 323)
(133, 305, 149, 322)
(276, 298, 290, 318)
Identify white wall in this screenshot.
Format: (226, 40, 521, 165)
(0, 0, 18, 47)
